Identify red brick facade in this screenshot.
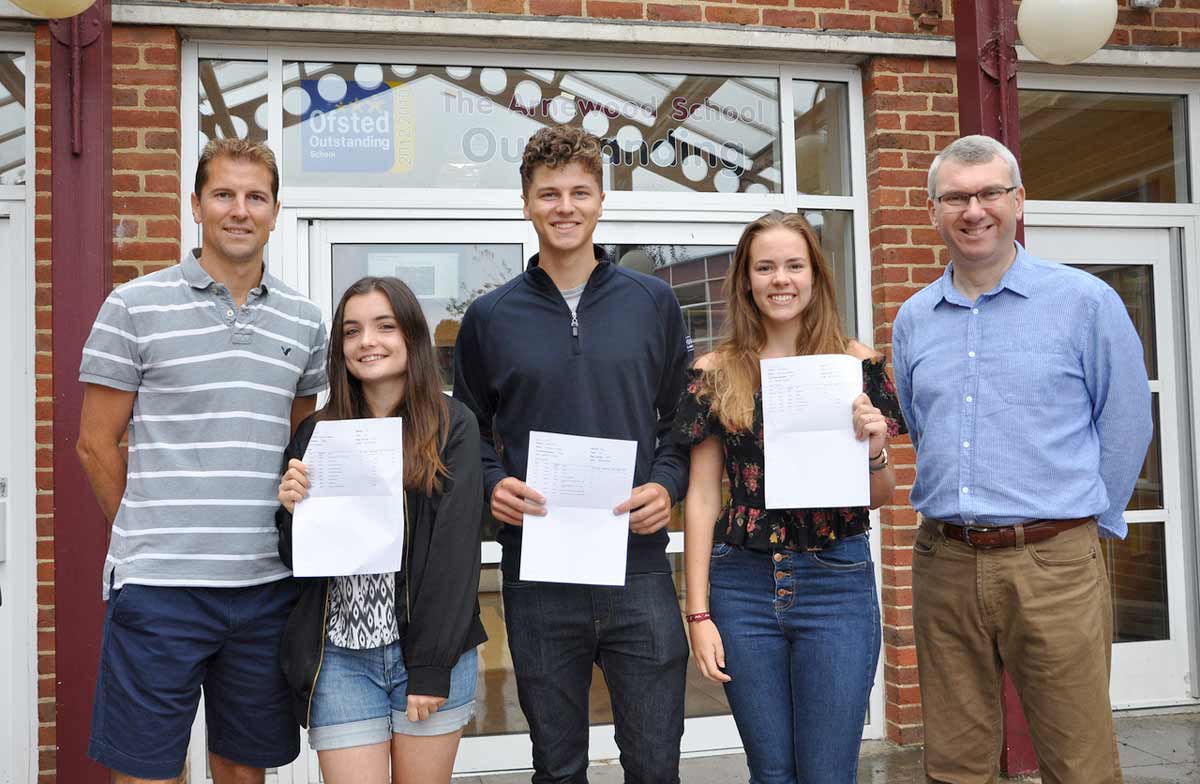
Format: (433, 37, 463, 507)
(21, 0, 1200, 779)
(33, 26, 54, 783)
(864, 54, 960, 745)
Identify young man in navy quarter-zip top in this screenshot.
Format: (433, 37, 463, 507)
(453, 126, 691, 783)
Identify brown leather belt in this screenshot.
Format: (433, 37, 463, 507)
(936, 517, 1094, 550)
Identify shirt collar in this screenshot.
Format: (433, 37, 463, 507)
(181, 249, 214, 290)
(182, 249, 272, 294)
(936, 242, 1033, 308)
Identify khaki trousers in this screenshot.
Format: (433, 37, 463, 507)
(912, 518, 1122, 784)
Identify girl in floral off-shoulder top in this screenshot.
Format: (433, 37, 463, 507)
(676, 211, 906, 784)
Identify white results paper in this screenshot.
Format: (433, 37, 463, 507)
(761, 354, 868, 509)
(292, 417, 406, 577)
(519, 431, 638, 586)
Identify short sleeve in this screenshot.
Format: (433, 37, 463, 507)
(297, 319, 328, 397)
(79, 291, 142, 391)
(864, 357, 908, 438)
(672, 368, 724, 445)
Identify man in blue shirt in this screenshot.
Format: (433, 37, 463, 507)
(892, 134, 1152, 784)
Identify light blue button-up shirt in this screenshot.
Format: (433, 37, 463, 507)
(892, 244, 1153, 539)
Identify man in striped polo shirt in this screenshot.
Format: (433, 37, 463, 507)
(76, 139, 327, 784)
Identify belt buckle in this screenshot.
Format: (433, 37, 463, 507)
(960, 525, 990, 547)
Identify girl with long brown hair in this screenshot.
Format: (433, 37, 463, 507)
(274, 276, 485, 784)
(676, 211, 905, 783)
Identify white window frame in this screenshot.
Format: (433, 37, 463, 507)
(1020, 69, 1200, 705)
(182, 42, 874, 339)
(0, 30, 37, 784)
(180, 42, 885, 772)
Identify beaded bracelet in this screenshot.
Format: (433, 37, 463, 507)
(685, 612, 712, 624)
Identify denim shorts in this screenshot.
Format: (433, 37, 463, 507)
(308, 640, 478, 750)
(88, 579, 301, 780)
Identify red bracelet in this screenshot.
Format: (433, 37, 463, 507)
(686, 612, 712, 624)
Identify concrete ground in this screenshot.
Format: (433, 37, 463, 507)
(460, 710, 1200, 783)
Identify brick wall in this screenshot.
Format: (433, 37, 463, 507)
(863, 53, 958, 745)
(1112, 0, 1200, 47)
(112, 26, 183, 284)
(32, 25, 182, 784)
(134, 0, 1200, 46)
(32, 25, 54, 784)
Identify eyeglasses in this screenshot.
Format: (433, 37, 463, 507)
(934, 186, 1019, 210)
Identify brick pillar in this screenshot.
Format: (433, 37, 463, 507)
(32, 25, 56, 784)
(112, 26, 182, 282)
(862, 54, 958, 746)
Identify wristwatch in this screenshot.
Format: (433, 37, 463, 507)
(869, 447, 889, 472)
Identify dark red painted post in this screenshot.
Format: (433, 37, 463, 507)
(951, 0, 1037, 776)
(50, 1, 111, 781)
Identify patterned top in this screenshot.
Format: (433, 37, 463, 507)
(674, 356, 906, 552)
(327, 572, 402, 649)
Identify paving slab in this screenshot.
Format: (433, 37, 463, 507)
(455, 712, 1200, 783)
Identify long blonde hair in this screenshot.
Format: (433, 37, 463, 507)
(704, 211, 848, 432)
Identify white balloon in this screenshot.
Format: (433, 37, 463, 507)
(1017, 0, 1118, 65)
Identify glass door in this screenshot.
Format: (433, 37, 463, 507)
(0, 202, 35, 784)
(307, 218, 757, 776)
(1026, 225, 1193, 708)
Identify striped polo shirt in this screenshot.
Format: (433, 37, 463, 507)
(79, 251, 328, 598)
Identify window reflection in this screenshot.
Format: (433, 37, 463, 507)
(1074, 264, 1161, 511)
(1101, 522, 1169, 643)
(282, 63, 782, 193)
(1078, 263, 1158, 380)
(794, 81, 852, 196)
(601, 214, 855, 361)
(330, 243, 524, 388)
(0, 52, 26, 186)
(198, 60, 269, 145)
(1020, 90, 1189, 203)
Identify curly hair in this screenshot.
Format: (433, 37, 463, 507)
(519, 126, 604, 194)
(194, 138, 280, 201)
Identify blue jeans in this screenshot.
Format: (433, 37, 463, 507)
(710, 535, 881, 784)
(502, 571, 688, 784)
(309, 642, 478, 749)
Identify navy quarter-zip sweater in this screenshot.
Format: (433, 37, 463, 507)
(453, 246, 692, 576)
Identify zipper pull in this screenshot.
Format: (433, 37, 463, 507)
(571, 312, 579, 338)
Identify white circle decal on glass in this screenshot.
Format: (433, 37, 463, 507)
(283, 86, 312, 116)
(682, 154, 708, 182)
(616, 125, 643, 153)
(354, 64, 384, 91)
(681, 154, 705, 182)
(714, 169, 740, 193)
(513, 80, 543, 110)
(253, 102, 269, 132)
(391, 65, 417, 79)
(479, 68, 507, 95)
(746, 182, 770, 194)
(445, 66, 472, 80)
(582, 110, 609, 137)
(650, 140, 676, 167)
(317, 74, 348, 103)
(217, 112, 249, 137)
(548, 96, 577, 124)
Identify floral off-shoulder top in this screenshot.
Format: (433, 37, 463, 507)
(674, 356, 907, 552)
